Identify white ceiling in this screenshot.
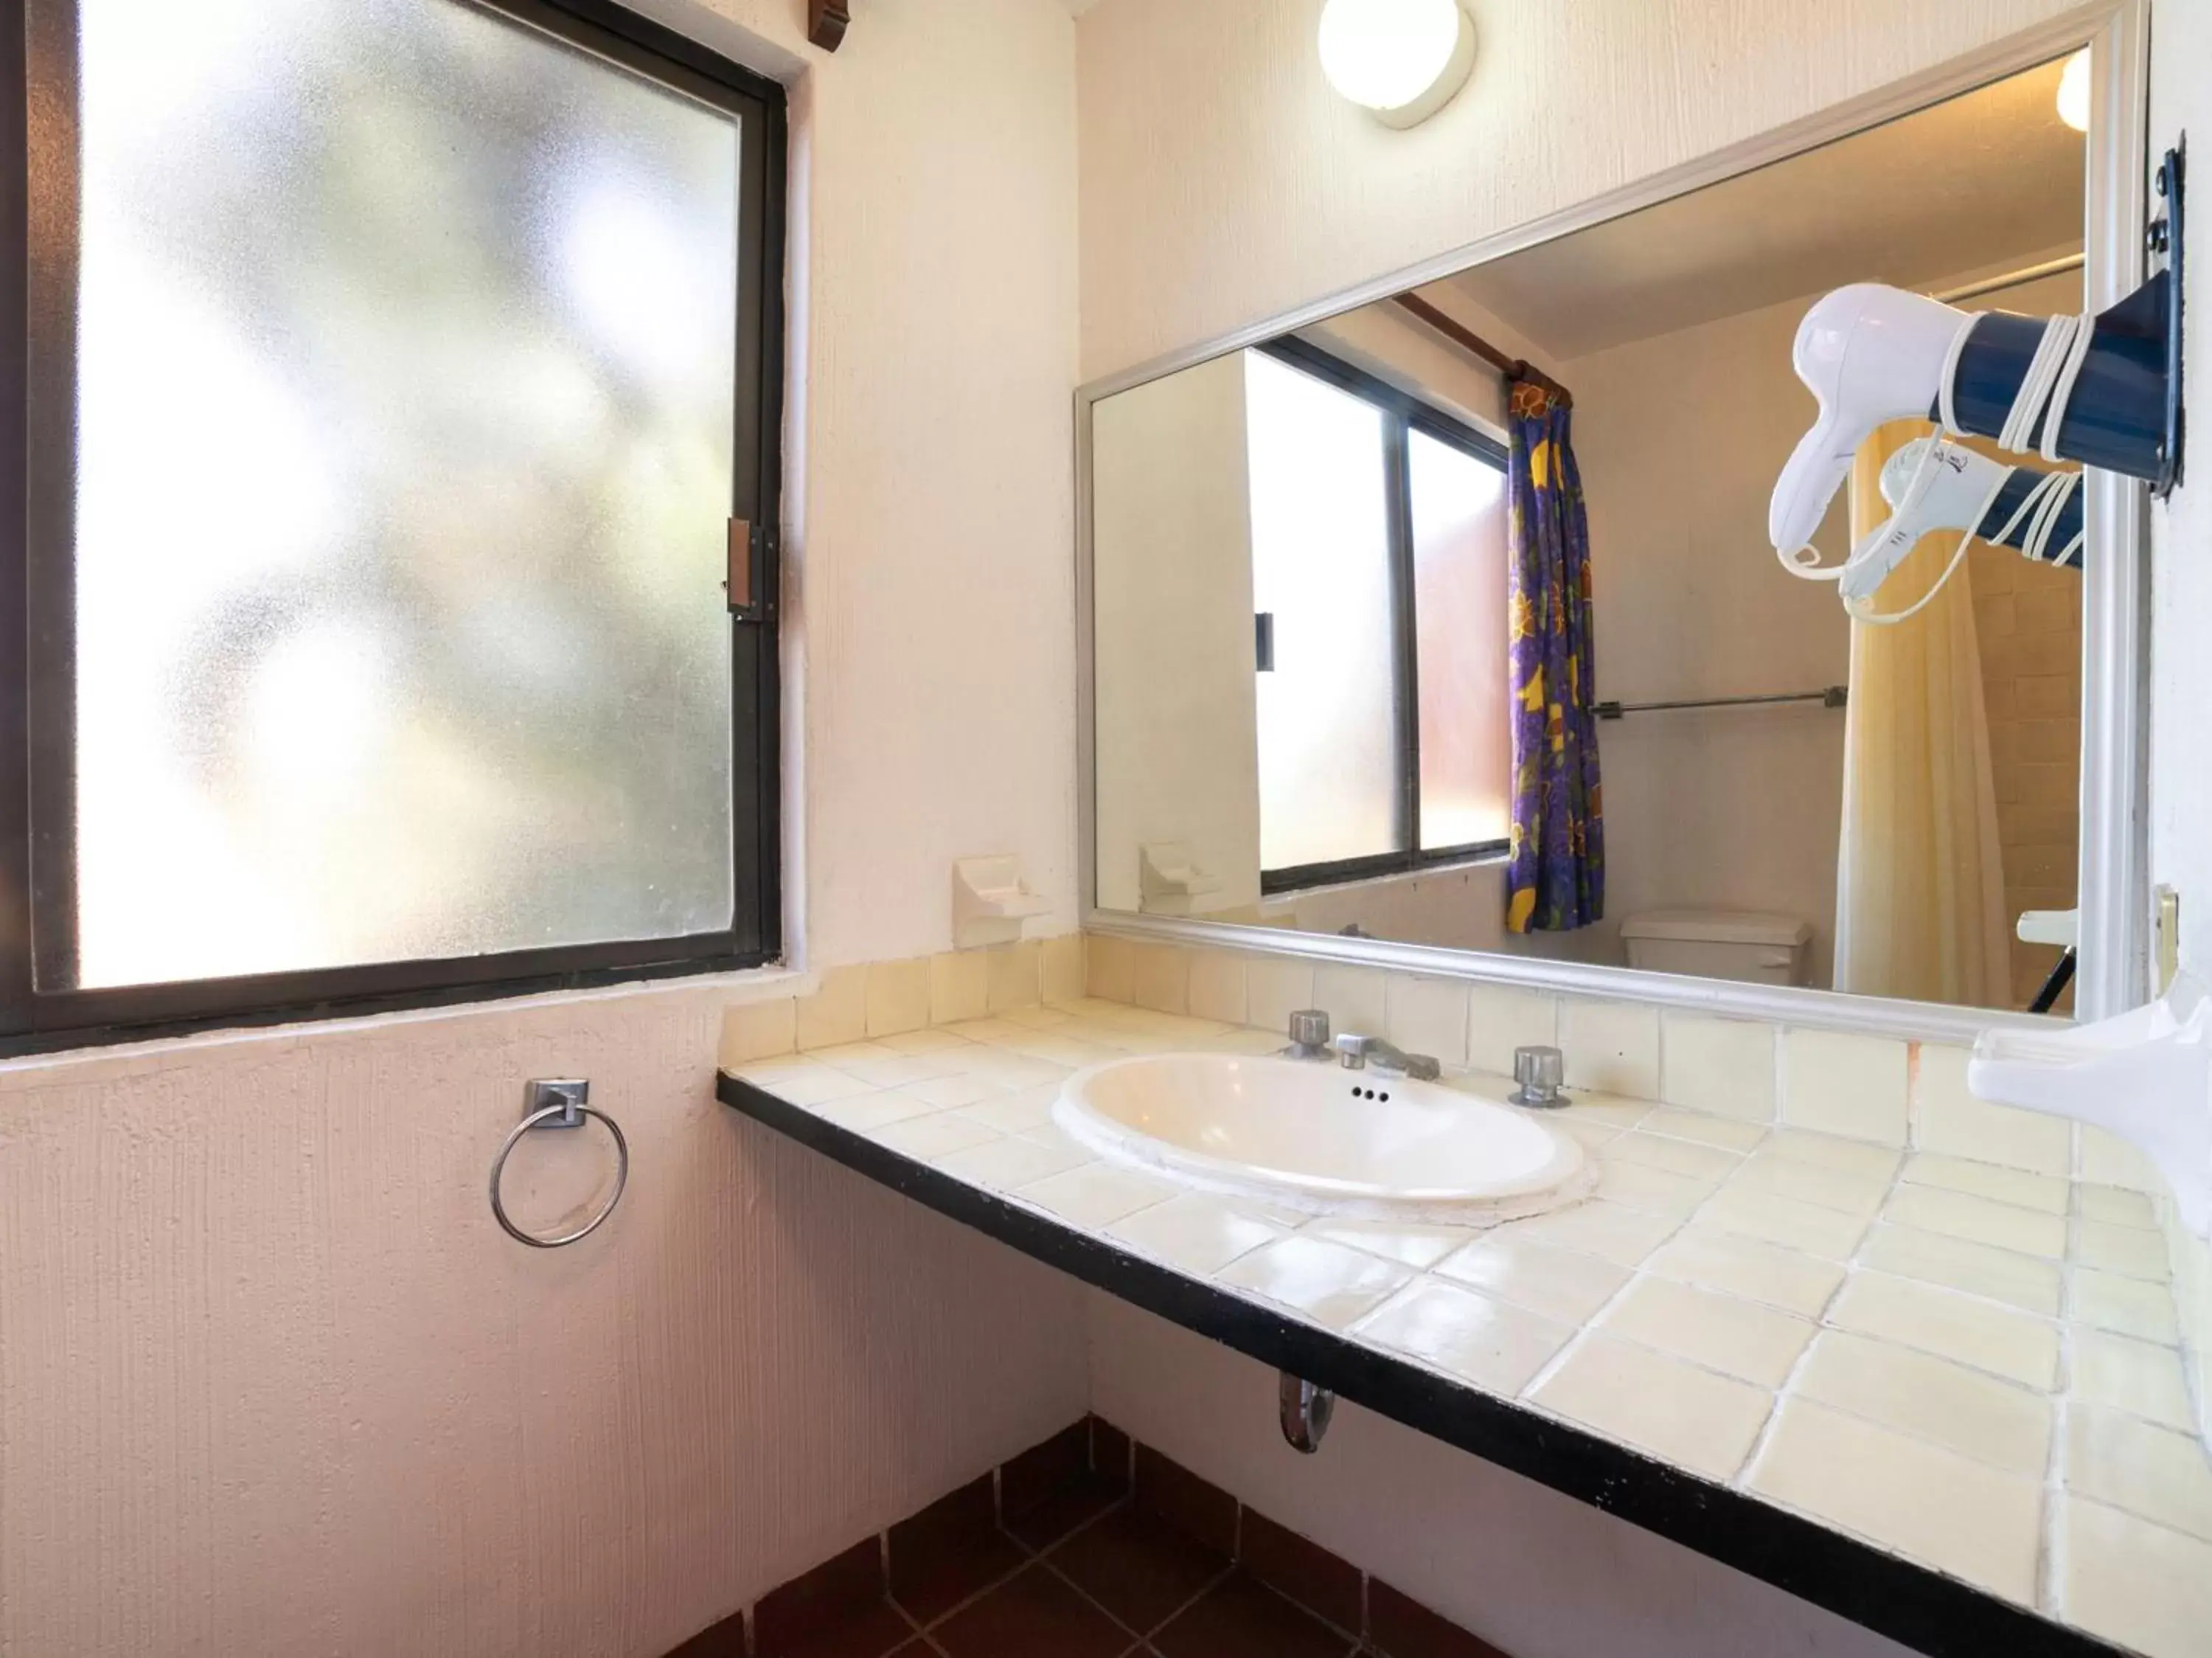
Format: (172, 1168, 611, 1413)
(1437, 57, 2085, 362)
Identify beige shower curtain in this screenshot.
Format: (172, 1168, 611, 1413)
(1832, 420, 2011, 1005)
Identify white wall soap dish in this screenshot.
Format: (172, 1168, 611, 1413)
(1139, 842, 1222, 915)
(1969, 974, 2211, 1238)
(952, 855, 1052, 950)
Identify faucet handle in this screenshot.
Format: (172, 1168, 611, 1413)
(1510, 1045, 1566, 1108)
(1283, 1009, 1331, 1060)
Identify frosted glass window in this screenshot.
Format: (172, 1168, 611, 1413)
(51, 0, 745, 990)
(1410, 430, 1512, 850)
(1245, 352, 1398, 872)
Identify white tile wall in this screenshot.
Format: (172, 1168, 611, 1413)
(1660, 1013, 1777, 1122)
(1384, 975, 1471, 1068)
(1313, 964, 1389, 1040)
(1780, 1030, 1909, 1145)
(1467, 984, 1559, 1075)
(1130, 940, 1192, 1014)
(1186, 951, 1249, 1026)
(1245, 956, 1317, 1036)
(1558, 999, 1662, 1098)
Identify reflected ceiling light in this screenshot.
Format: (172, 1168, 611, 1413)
(1317, 0, 1477, 129)
(2056, 47, 2092, 133)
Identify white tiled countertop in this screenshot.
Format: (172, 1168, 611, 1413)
(723, 996, 2212, 1658)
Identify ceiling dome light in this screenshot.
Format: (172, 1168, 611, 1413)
(2056, 47, 2091, 133)
(1318, 0, 1478, 129)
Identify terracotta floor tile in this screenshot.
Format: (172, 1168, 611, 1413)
(1001, 1423, 1090, 1517)
(1135, 1444, 1239, 1555)
(1004, 1473, 1127, 1552)
(1048, 1502, 1230, 1633)
(663, 1609, 748, 1657)
(760, 1598, 917, 1658)
(931, 1564, 1133, 1658)
(1152, 1571, 1355, 1658)
(1237, 1510, 1361, 1634)
(754, 1538, 916, 1658)
(891, 1477, 1029, 1624)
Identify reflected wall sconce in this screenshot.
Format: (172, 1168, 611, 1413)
(2056, 46, 2091, 133)
(1318, 0, 1477, 128)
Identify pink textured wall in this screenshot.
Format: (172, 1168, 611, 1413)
(0, 0, 1089, 1646)
(0, 980, 1090, 1657)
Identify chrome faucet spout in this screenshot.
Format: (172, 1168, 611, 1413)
(1333, 1033, 1441, 1082)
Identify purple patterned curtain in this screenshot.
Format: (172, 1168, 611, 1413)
(1505, 378, 1604, 933)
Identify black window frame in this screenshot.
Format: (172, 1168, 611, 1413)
(0, 0, 787, 1055)
(1252, 337, 1512, 896)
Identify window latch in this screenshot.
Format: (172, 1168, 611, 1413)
(727, 518, 776, 622)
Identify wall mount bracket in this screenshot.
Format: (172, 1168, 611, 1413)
(2152, 138, 2185, 499)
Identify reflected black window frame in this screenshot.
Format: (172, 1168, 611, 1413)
(1253, 339, 1509, 896)
(0, 0, 788, 1053)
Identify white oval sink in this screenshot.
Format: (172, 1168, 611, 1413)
(1054, 1053, 1591, 1224)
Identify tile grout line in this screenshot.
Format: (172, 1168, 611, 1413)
(2039, 1179, 2084, 1623)
(1037, 1541, 1233, 1649)
(995, 1461, 1179, 1647)
(1731, 1139, 1913, 1489)
(1512, 1111, 1722, 1404)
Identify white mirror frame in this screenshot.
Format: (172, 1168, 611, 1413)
(1075, 2, 2149, 1047)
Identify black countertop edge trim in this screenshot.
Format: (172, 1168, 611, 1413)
(718, 1073, 2128, 1658)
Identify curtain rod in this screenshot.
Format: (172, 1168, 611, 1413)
(1932, 252, 2085, 306)
(1594, 686, 1848, 720)
(1388, 293, 1575, 409)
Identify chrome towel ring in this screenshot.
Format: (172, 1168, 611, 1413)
(490, 1078, 629, 1249)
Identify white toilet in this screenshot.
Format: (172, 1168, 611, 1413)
(1620, 909, 1815, 986)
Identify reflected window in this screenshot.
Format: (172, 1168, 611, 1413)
(1246, 352, 1397, 872)
(1245, 344, 1510, 890)
(7, 0, 787, 1042)
(1411, 429, 1512, 850)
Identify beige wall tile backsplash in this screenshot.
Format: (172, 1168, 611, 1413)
(1245, 955, 1317, 1034)
(1187, 950, 1250, 1026)
(1659, 1014, 1777, 1123)
(1467, 985, 1560, 1076)
(1040, 934, 1086, 1005)
(1385, 976, 1471, 1069)
(987, 940, 1044, 1013)
(1779, 1030, 1910, 1144)
(1130, 940, 1192, 1014)
(866, 956, 933, 1038)
(1559, 999, 1662, 1098)
(1313, 965, 1389, 1039)
(796, 964, 869, 1050)
(1086, 933, 1135, 1005)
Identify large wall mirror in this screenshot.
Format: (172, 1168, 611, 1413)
(1080, 30, 2148, 1033)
